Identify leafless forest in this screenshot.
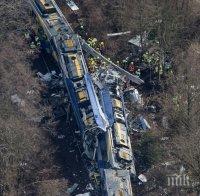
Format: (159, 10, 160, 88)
(0, 0, 68, 195)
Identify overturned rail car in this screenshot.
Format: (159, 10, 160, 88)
(30, 0, 137, 195)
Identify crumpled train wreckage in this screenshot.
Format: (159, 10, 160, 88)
(29, 0, 150, 195)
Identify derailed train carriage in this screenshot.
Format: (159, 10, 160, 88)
(30, 0, 138, 195)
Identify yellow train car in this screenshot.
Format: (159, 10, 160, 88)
(35, 0, 56, 14)
(114, 122, 129, 148)
(112, 98, 123, 109)
(67, 53, 84, 79)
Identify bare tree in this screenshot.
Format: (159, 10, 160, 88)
(164, 42, 200, 186)
(0, 1, 67, 195)
(0, 0, 33, 39)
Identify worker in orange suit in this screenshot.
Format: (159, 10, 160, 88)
(128, 62, 136, 74)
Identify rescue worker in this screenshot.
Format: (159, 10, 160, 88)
(135, 68, 141, 78)
(30, 42, 36, 49)
(91, 38, 97, 48)
(25, 32, 30, 40)
(154, 65, 159, 74)
(125, 56, 129, 62)
(152, 52, 159, 65)
(122, 59, 128, 69)
(128, 62, 135, 74)
(88, 57, 96, 72)
(122, 59, 127, 64)
(35, 36, 39, 42)
(99, 41, 105, 53)
(143, 52, 151, 64)
(169, 68, 173, 75)
(96, 47, 100, 53)
(159, 64, 163, 76)
(35, 36, 41, 47)
(96, 59, 101, 66)
(79, 25, 86, 36)
(102, 61, 106, 67)
(172, 95, 179, 108)
(87, 37, 93, 46)
(164, 61, 172, 71)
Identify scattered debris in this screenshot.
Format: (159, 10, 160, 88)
(138, 174, 147, 183)
(30, 117, 42, 123)
(58, 134, 65, 139)
(162, 116, 169, 129)
(67, 183, 79, 194)
(66, 0, 79, 11)
(37, 72, 52, 82)
(107, 31, 131, 38)
(37, 71, 57, 82)
(124, 87, 143, 105)
(26, 90, 35, 95)
(160, 137, 169, 141)
(139, 116, 151, 130)
(130, 115, 151, 132)
(86, 183, 94, 191)
(76, 193, 90, 196)
(128, 33, 147, 48)
(11, 94, 25, 107)
(180, 165, 186, 174)
(19, 162, 27, 167)
(161, 161, 176, 167)
(51, 70, 56, 75)
(146, 105, 157, 113)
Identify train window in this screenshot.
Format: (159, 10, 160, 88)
(74, 81, 83, 89)
(71, 56, 76, 61)
(77, 83, 82, 88)
(118, 148, 132, 162)
(77, 90, 88, 102)
(65, 39, 74, 48)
